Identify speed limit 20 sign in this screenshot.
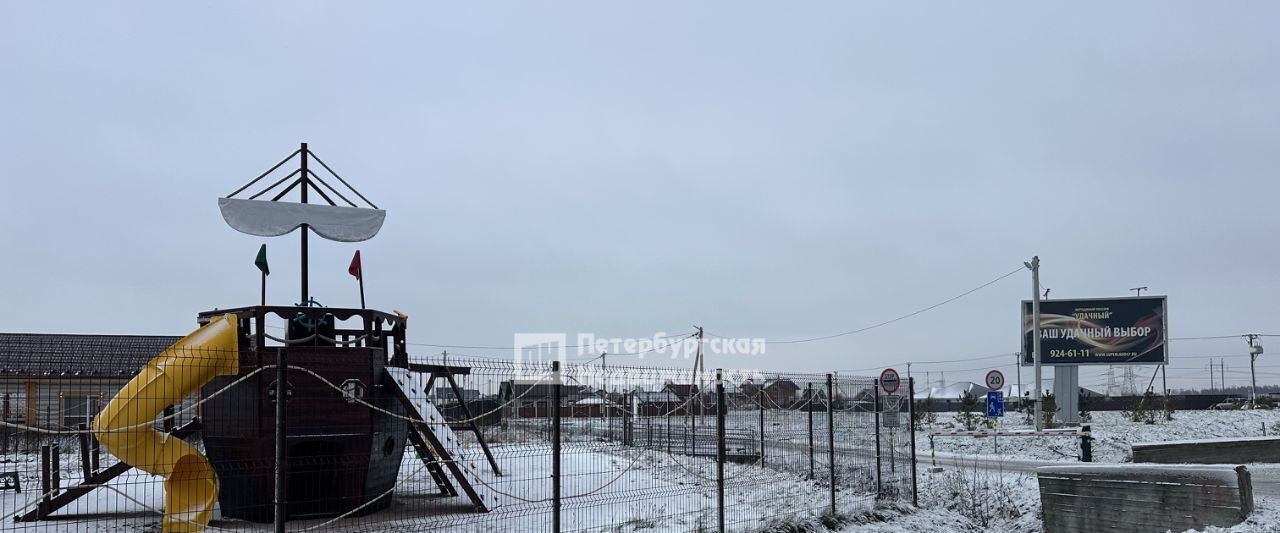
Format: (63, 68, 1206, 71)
(984, 370, 1006, 391)
(880, 368, 901, 394)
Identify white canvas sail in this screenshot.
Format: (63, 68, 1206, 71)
(218, 197, 385, 243)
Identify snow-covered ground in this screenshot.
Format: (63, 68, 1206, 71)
(6, 409, 1278, 532)
(827, 408, 1280, 532)
(917, 409, 1280, 463)
(1, 438, 874, 532)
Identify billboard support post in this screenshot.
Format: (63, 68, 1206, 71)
(1054, 365, 1079, 424)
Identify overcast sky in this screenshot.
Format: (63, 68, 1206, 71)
(2, 2, 1278, 391)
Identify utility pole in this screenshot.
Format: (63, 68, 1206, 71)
(1209, 360, 1215, 392)
(691, 327, 704, 384)
(1025, 256, 1043, 431)
(1247, 335, 1264, 408)
(695, 326, 705, 408)
(1015, 352, 1022, 407)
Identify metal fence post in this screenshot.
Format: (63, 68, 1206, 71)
(807, 382, 815, 480)
(1081, 424, 1092, 463)
(552, 360, 562, 533)
(716, 369, 726, 533)
(691, 389, 697, 456)
(908, 377, 918, 506)
(1, 393, 9, 455)
(51, 444, 60, 494)
(77, 423, 92, 480)
(826, 373, 836, 516)
(873, 379, 881, 497)
(40, 444, 50, 518)
(758, 388, 766, 467)
(89, 415, 99, 474)
(275, 348, 288, 532)
(666, 390, 672, 454)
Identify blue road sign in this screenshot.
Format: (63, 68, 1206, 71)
(986, 391, 1005, 417)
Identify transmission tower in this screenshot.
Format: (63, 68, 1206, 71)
(1121, 367, 1139, 396)
(1103, 366, 1119, 397)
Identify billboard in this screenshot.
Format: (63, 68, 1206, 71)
(1021, 296, 1167, 366)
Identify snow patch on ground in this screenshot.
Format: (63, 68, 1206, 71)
(917, 410, 1280, 463)
(1184, 496, 1280, 533)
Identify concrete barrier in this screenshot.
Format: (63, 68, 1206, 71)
(1131, 436, 1280, 464)
(1037, 464, 1253, 533)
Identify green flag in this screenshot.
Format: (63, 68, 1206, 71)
(255, 244, 269, 275)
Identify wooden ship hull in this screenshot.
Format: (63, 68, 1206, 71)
(198, 307, 410, 523)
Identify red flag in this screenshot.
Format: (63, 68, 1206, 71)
(348, 250, 362, 281)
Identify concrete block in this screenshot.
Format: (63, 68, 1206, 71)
(1131, 436, 1280, 464)
(1036, 464, 1253, 533)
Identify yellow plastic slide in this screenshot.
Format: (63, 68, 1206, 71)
(93, 314, 240, 532)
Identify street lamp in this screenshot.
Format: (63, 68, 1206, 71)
(1247, 336, 1264, 408)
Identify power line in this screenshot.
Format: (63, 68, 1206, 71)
(403, 331, 696, 352)
(408, 332, 699, 358)
(712, 265, 1025, 345)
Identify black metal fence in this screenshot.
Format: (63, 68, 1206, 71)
(0, 349, 917, 532)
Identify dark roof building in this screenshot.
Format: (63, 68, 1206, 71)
(0, 333, 180, 377)
(0, 333, 182, 429)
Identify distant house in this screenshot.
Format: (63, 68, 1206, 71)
(432, 387, 482, 403)
(762, 378, 800, 407)
(634, 390, 681, 415)
(663, 383, 700, 401)
(662, 382, 714, 414)
(738, 378, 802, 409)
(0, 333, 179, 429)
(498, 379, 588, 418)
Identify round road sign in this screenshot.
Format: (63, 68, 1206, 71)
(984, 370, 1006, 391)
(880, 368, 901, 394)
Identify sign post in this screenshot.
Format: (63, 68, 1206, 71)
(986, 391, 1004, 454)
(880, 369, 902, 431)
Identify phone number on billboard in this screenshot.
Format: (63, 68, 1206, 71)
(1049, 349, 1090, 358)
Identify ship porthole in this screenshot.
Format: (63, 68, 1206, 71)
(383, 436, 396, 457)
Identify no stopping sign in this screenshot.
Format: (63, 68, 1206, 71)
(880, 368, 901, 394)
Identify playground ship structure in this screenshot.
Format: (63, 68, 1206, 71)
(19, 144, 503, 532)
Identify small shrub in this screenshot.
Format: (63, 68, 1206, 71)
(1135, 390, 1158, 424)
(1078, 391, 1092, 423)
(1042, 392, 1059, 428)
(957, 391, 980, 431)
(913, 399, 937, 426)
